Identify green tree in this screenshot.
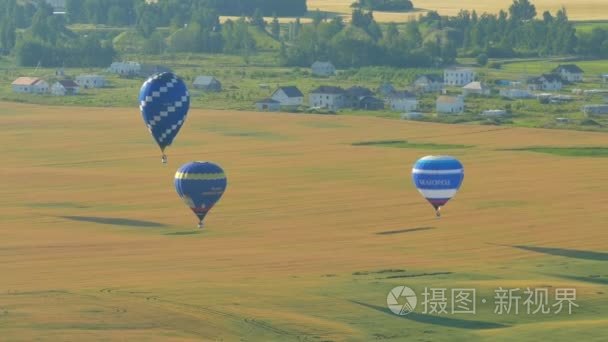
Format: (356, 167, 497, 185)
(271, 15, 280, 38)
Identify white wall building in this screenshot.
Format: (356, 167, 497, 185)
(108, 61, 141, 76)
(75, 75, 106, 88)
(444, 68, 475, 86)
(271, 86, 304, 108)
(388, 91, 418, 112)
(436, 95, 465, 114)
(309, 86, 345, 111)
(11, 77, 49, 94)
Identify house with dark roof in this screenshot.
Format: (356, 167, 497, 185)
(413, 74, 443, 92)
(309, 86, 346, 111)
(193, 76, 222, 92)
(358, 96, 385, 110)
(51, 80, 79, 96)
(527, 74, 563, 91)
(344, 86, 373, 108)
(271, 86, 304, 108)
(388, 91, 418, 112)
(552, 64, 584, 82)
(255, 98, 281, 112)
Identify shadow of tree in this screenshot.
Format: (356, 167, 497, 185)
(512, 245, 608, 261)
(60, 216, 167, 228)
(350, 300, 509, 330)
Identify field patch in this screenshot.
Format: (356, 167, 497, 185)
(352, 140, 473, 149)
(504, 147, 608, 157)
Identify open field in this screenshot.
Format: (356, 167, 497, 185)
(308, 0, 608, 22)
(1, 101, 608, 340)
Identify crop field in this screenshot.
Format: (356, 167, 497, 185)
(1, 101, 608, 341)
(308, 0, 608, 22)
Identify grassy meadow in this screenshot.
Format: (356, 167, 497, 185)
(1, 101, 608, 340)
(308, 0, 608, 22)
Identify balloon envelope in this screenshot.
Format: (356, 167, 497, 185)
(412, 156, 464, 213)
(139, 72, 190, 155)
(174, 162, 227, 226)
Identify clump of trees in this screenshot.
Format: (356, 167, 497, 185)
(353, 0, 414, 12)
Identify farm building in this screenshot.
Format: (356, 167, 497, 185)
(255, 98, 281, 112)
(462, 82, 491, 96)
(309, 86, 346, 111)
(108, 61, 141, 76)
(311, 61, 336, 77)
(436, 95, 464, 114)
(344, 86, 374, 108)
(377, 82, 395, 97)
(552, 64, 584, 82)
(583, 104, 608, 116)
(527, 74, 562, 91)
(357, 96, 384, 110)
(193, 76, 222, 92)
(271, 86, 304, 109)
(75, 75, 106, 89)
(11, 77, 49, 94)
(387, 91, 418, 112)
(444, 67, 475, 86)
(499, 88, 533, 99)
(413, 74, 443, 92)
(51, 80, 79, 96)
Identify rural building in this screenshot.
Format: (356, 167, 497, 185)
(270, 86, 304, 109)
(11, 77, 49, 94)
(436, 95, 464, 114)
(75, 75, 106, 89)
(482, 109, 507, 117)
(552, 64, 584, 82)
(583, 104, 608, 116)
(357, 96, 384, 110)
(344, 86, 373, 108)
(311, 61, 336, 77)
(377, 82, 395, 97)
(527, 74, 563, 91)
(413, 74, 443, 92)
(51, 80, 80, 96)
(499, 88, 533, 99)
(309, 86, 345, 111)
(462, 82, 491, 96)
(193, 76, 222, 92)
(108, 61, 141, 76)
(255, 98, 281, 112)
(387, 91, 418, 112)
(444, 68, 475, 86)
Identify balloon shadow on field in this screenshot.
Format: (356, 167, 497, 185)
(510, 245, 608, 261)
(349, 300, 508, 330)
(375, 227, 435, 235)
(60, 216, 167, 228)
(547, 274, 608, 286)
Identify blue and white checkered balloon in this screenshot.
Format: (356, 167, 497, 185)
(139, 72, 190, 163)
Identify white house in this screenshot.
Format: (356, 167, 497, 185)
(499, 88, 533, 99)
(270, 86, 304, 108)
(255, 98, 281, 112)
(11, 77, 49, 94)
(413, 74, 443, 92)
(527, 74, 562, 91)
(444, 68, 475, 86)
(552, 64, 584, 82)
(75, 75, 106, 89)
(108, 61, 141, 76)
(462, 81, 491, 96)
(388, 91, 418, 112)
(436, 95, 464, 114)
(193, 76, 222, 92)
(51, 80, 79, 96)
(309, 86, 345, 111)
(583, 104, 608, 116)
(311, 61, 336, 77)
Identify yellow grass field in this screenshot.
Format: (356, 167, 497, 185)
(308, 0, 608, 21)
(1, 101, 608, 341)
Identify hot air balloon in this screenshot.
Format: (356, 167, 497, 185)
(412, 156, 464, 217)
(139, 72, 190, 164)
(175, 161, 227, 228)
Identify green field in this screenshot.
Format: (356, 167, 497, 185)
(1, 101, 608, 341)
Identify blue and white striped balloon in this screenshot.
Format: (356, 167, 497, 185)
(139, 72, 190, 163)
(412, 156, 464, 217)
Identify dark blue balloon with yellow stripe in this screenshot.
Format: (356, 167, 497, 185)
(139, 72, 190, 164)
(174, 162, 227, 228)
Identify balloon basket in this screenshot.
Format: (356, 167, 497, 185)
(161, 154, 167, 164)
(197, 221, 204, 229)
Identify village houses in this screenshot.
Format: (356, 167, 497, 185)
(444, 67, 475, 86)
(387, 91, 418, 112)
(193, 76, 222, 92)
(552, 64, 584, 82)
(75, 75, 106, 89)
(309, 86, 345, 111)
(270, 86, 304, 109)
(11, 77, 49, 94)
(436, 95, 465, 114)
(413, 74, 443, 92)
(51, 80, 80, 96)
(527, 74, 563, 91)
